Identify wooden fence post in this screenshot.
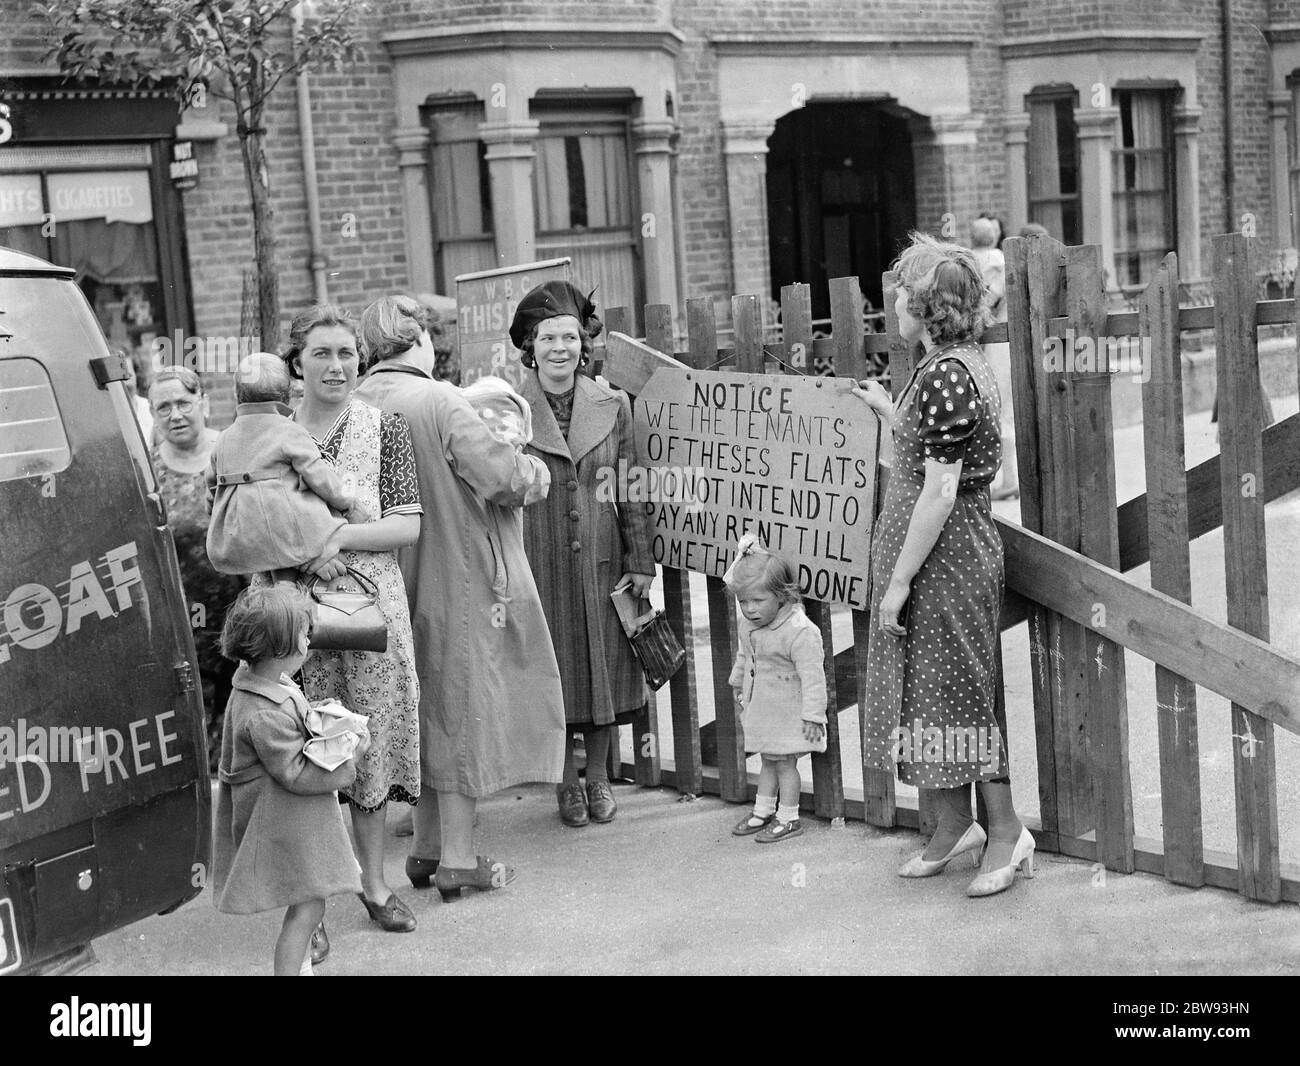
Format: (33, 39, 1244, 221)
(1002, 237, 1057, 845)
(832, 276, 895, 828)
(604, 306, 633, 782)
(1025, 235, 1093, 842)
(1140, 252, 1205, 887)
(623, 304, 674, 788)
(782, 282, 845, 821)
(685, 297, 740, 801)
(1065, 245, 1134, 873)
(1212, 232, 1281, 902)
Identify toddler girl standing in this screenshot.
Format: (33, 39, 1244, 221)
(725, 534, 828, 843)
(212, 584, 368, 975)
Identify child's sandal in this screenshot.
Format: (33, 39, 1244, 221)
(732, 812, 775, 836)
(755, 818, 802, 843)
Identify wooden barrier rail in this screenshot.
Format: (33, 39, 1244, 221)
(603, 232, 1300, 904)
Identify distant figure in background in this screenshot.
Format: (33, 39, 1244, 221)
(977, 211, 1006, 251)
(971, 216, 1018, 501)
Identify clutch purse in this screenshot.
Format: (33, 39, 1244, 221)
(307, 567, 389, 652)
(610, 585, 686, 691)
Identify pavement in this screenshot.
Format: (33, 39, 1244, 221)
(90, 396, 1300, 976)
(90, 783, 1300, 976)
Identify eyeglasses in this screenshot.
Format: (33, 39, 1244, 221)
(154, 399, 196, 416)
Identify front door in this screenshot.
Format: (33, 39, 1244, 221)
(767, 101, 916, 320)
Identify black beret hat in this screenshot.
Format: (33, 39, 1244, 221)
(508, 280, 602, 350)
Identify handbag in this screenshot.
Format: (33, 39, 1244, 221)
(610, 585, 685, 691)
(307, 567, 389, 652)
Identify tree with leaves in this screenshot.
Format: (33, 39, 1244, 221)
(41, 0, 367, 349)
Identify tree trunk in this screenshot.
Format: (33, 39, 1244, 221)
(236, 91, 280, 352)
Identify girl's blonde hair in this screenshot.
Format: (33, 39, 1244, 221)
(723, 536, 801, 605)
(893, 230, 989, 343)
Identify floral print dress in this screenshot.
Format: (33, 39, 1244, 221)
(861, 340, 1008, 788)
(293, 399, 423, 811)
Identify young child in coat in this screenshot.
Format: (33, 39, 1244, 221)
(461, 375, 549, 505)
(725, 533, 828, 843)
(212, 584, 368, 975)
(206, 353, 368, 576)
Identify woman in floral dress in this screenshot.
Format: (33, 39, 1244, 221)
(279, 304, 424, 935)
(854, 232, 1031, 899)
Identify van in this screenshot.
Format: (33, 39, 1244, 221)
(0, 246, 210, 976)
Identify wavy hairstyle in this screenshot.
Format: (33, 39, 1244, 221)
(282, 304, 359, 379)
(358, 294, 427, 372)
(893, 231, 990, 344)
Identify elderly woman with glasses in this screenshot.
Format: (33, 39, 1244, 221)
(147, 366, 245, 768)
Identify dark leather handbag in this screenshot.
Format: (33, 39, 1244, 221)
(610, 586, 685, 691)
(307, 567, 388, 653)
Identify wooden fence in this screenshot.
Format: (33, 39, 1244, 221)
(599, 232, 1300, 904)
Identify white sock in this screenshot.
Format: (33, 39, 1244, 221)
(752, 793, 777, 818)
(776, 803, 800, 825)
(299, 955, 313, 977)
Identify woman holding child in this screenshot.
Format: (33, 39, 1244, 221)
(852, 232, 1031, 898)
(277, 304, 425, 936)
(353, 294, 564, 900)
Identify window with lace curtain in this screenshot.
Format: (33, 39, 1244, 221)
(1112, 88, 1177, 288)
(1027, 89, 1082, 245)
(531, 101, 642, 329)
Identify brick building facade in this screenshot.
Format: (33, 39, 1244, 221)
(0, 0, 1294, 424)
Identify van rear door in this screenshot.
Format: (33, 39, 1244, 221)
(0, 250, 209, 975)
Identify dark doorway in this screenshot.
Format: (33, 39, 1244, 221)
(767, 101, 915, 320)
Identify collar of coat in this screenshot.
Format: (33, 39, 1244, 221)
(235, 400, 293, 418)
(750, 602, 801, 633)
(231, 661, 304, 706)
(519, 369, 620, 465)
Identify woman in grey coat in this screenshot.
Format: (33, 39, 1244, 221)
(512, 282, 656, 827)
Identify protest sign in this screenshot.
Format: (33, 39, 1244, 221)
(455, 257, 569, 389)
(632, 369, 879, 609)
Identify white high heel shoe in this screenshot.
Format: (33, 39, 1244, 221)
(966, 825, 1035, 897)
(898, 821, 987, 878)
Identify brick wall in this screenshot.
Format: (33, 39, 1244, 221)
(1, 0, 1290, 410)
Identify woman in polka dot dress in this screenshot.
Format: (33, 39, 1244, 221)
(852, 232, 1033, 898)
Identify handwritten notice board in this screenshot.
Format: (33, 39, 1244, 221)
(633, 369, 879, 610)
(455, 257, 570, 390)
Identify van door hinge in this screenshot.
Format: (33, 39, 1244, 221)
(174, 662, 195, 694)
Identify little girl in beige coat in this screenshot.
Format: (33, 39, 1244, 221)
(726, 535, 827, 843)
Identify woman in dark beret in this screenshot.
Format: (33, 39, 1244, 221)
(513, 282, 657, 827)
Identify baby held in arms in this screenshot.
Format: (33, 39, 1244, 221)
(462, 375, 550, 504)
(206, 352, 369, 576)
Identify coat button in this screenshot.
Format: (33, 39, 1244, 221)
(567, 480, 579, 491)
(571, 540, 581, 552)
(242, 473, 251, 482)
(569, 509, 580, 521)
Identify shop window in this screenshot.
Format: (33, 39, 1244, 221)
(1112, 89, 1176, 288)
(531, 104, 641, 328)
(1026, 90, 1082, 245)
(0, 357, 71, 483)
(0, 167, 165, 387)
(427, 104, 496, 288)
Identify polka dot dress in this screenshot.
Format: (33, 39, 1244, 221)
(862, 340, 1008, 787)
